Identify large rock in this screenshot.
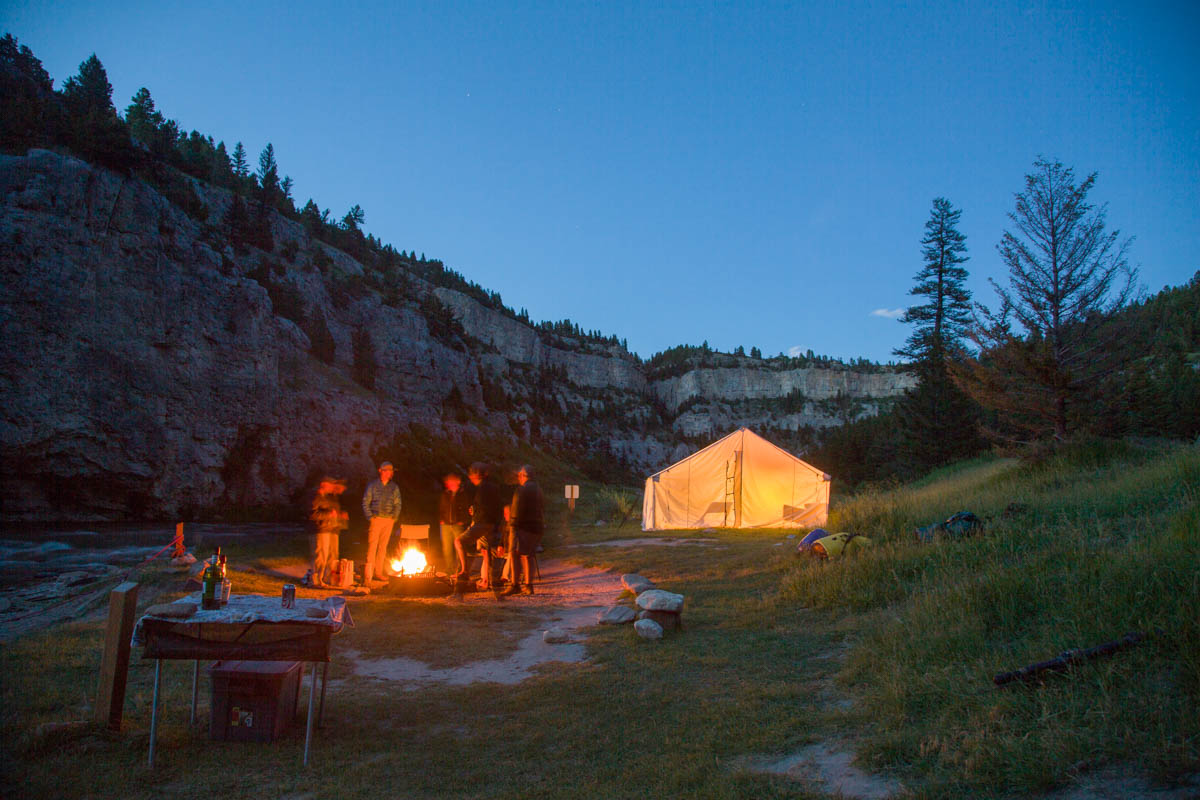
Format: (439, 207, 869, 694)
(0, 150, 914, 520)
(597, 605, 636, 625)
(640, 609, 682, 631)
(543, 628, 570, 644)
(636, 589, 684, 613)
(650, 366, 915, 414)
(621, 573, 655, 594)
(634, 619, 663, 640)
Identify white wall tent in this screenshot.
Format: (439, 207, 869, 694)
(642, 428, 831, 530)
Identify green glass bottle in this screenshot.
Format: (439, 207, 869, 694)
(201, 549, 220, 609)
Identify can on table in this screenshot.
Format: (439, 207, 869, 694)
(282, 584, 296, 609)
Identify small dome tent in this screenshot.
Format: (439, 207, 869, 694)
(642, 428, 830, 530)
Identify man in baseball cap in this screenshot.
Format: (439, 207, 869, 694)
(362, 461, 401, 587)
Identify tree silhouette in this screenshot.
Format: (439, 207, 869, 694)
(231, 141, 249, 182)
(60, 54, 134, 170)
(124, 88, 162, 145)
(256, 142, 279, 206)
(342, 204, 365, 230)
(966, 158, 1137, 441)
(0, 34, 61, 153)
(894, 197, 982, 467)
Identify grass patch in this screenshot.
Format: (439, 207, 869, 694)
(344, 599, 540, 668)
(783, 440, 1200, 795)
(2, 440, 1195, 798)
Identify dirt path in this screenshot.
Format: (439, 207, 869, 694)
(342, 558, 624, 686)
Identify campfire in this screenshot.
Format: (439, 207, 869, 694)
(390, 548, 429, 576)
(382, 547, 450, 596)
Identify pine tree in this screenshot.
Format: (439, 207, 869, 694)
(896, 198, 972, 365)
(965, 158, 1136, 441)
(0, 34, 61, 152)
(894, 197, 982, 468)
(299, 199, 321, 231)
(60, 54, 135, 171)
(212, 141, 231, 186)
(342, 204, 365, 230)
(231, 141, 249, 182)
(256, 142, 279, 206)
(279, 175, 294, 210)
(124, 87, 163, 147)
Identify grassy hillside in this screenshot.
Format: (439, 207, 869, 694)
(783, 438, 1199, 793)
(2, 439, 1195, 798)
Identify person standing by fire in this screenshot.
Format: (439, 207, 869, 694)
(502, 465, 544, 595)
(438, 472, 471, 573)
(455, 462, 504, 592)
(362, 461, 402, 588)
(310, 476, 347, 588)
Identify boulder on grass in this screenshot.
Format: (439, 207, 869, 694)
(635, 619, 663, 640)
(598, 605, 636, 625)
(621, 573, 655, 594)
(636, 589, 684, 613)
(544, 628, 570, 644)
(640, 609, 682, 630)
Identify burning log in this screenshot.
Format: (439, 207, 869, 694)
(381, 548, 451, 597)
(390, 548, 429, 577)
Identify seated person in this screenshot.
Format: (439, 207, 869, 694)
(502, 465, 544, 596)
(454, 462, 504, 589)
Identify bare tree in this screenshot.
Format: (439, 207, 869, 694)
(965, 157, 1137, 441)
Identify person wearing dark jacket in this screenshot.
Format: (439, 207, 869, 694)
(437, 472, 472, 571)
(502, 465, 544, 595)
(454, 462, 504, 590)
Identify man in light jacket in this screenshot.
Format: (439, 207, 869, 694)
(362, 461, 402, 587)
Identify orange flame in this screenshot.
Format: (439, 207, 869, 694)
(390, 548, 427, 576)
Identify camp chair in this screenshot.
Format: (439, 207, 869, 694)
(398, 524, 430, 542)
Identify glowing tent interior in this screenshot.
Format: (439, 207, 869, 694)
(641, 428, 831, 530)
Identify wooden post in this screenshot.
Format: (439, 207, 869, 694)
(172, 522, 185, 558)
(95, 581, 139, 730)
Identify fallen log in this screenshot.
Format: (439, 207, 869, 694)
(993, 631, 1147, 687)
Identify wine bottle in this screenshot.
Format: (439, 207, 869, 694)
(201, 551, 219, 609)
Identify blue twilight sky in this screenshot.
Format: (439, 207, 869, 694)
(7, 1, 1199, 363)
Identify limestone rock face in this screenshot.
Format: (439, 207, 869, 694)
(433, 289, 645, 391)
(651, 367, 915, 412)
(0, 151, 458, 519)
(0, 150, 915, 520)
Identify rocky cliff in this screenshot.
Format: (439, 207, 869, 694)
(0, 151, 913, 520)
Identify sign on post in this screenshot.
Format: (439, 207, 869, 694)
(564, 484, 580, 511)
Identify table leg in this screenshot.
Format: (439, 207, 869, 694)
(189, 660, 199, 725)
(296, 662, 307, 719)
(303, 661, 317, 767)
(148, 659, 162, 768)
(318, 662, 329, 728)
